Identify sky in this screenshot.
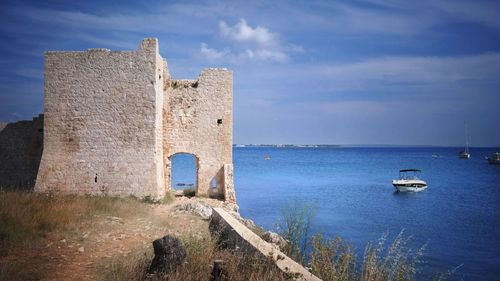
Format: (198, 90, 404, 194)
(0, 0, 499, 146)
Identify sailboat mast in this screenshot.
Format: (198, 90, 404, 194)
(465, 123, 469, 153)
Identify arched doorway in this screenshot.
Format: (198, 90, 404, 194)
(169, 153, 198, 191)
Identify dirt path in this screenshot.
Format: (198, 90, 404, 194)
(40, 198, 211, 281)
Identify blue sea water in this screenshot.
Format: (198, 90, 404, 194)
(232, 147, 500, 281)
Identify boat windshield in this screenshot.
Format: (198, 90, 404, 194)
(399, 174, 420, 180)
(399, 170, 421, 180)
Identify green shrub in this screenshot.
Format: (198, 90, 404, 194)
(162, 191, 175, 204)
(276, 199, 318, 263)
(183, 188, 196, 198)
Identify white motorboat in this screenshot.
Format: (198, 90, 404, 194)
(392, 169, 428, 192)
(487, 152, 500, 164)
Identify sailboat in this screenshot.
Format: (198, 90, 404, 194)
(459, 124, 470, 159)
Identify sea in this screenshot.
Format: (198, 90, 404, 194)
(171, 147, 500, 281)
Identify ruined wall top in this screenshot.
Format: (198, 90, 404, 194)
(45, 37, 159, 55)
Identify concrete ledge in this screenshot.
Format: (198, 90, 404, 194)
(209, 208, 322, 281)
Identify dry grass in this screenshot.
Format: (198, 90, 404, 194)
(310, 234, 356, 281)
(360, 232, 425, 281)
(97, 248, 153, 281)
(100, 235, 290, 281)
(309, 232, 426, 281)
(0, 191, 148, 247)
(0, 190, 174, 281)
(0, 191, 435, 281)
(0, 190, 290, 281)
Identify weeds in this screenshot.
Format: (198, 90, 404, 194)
(276, 199, 318, 263)
(360, 231, 426, 281)
(277, 200, 430, 281)
(183, 188, 196, 198)
(311, 234, 355, 281)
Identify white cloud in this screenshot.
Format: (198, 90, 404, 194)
(309, 53, 500, 86)
(199, 43, 289, 63)
(200, 43, 230, 61)
(245, 49, 288, 62)
(244, 52, 500, 92)
(219, 19, 278, 46)
(200, 19, 296, 63)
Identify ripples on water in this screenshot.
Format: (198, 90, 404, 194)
(231, 147, 500, 281)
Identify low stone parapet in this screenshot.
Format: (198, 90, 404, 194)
(209, 207, 322, 281)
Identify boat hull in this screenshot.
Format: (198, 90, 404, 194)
(459, 152, 470, 159)
(393, 185, 428, 192)
(488, 158, 500, 164)
(392, 179, 428, 192)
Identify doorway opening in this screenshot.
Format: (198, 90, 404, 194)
(170, 153, 198, 191)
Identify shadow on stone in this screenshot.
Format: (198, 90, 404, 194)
(0, 115, 43, 190)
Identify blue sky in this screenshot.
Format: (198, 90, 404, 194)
(1, 0, 499, 146)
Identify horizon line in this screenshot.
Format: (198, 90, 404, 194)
(232, 144, 500, 148)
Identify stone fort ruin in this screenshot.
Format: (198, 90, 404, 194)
(0, 38, 236, 202)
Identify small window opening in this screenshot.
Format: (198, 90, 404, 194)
(217, 119, 223, 125)
(210, 179, 218, 189)
(94, 174, 98, 183)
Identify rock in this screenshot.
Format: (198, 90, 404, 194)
(148, 235, 187, 274)
(230, 211, 257, 229)
(177, 200, 213, 219)
(223, 203, 239, 213)
(78, 247, 85, 253)
(262, 231, 287, 249)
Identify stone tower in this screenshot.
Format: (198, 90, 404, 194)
(34, 38, 236, 202)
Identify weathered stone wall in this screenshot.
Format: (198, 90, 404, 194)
(0, 115, 43, 189)
(35, 39, 165, 198)
(163, 69, 233, 198)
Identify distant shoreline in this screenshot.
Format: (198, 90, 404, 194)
(233, 144, 500, 148)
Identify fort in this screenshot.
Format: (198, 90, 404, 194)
(0, 38, 236, 202)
